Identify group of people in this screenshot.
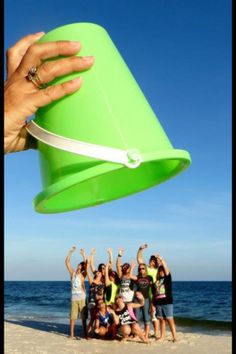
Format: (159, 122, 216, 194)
(5, 33, 177, 345)
(65, 244, 177, 344)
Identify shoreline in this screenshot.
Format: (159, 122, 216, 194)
(4, 320, 232, 354)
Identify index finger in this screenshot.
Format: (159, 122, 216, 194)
(7, 32, 45, 77)
(17, 40, 82, 75)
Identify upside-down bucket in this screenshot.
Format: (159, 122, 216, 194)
(26, 22, 191, 213)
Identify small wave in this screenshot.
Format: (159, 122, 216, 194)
(175, 316, 231, 331)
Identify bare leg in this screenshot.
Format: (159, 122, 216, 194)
(157, 319, 166, 342)
(70, 319, 75, 339)
(153, 319, 160, 338)
(121, 324, 131, 341)
(98, 326, 108, 337)
(132, 323, 150, 344)
(87, 308, 95, 338)
(144, 324, 150, 339)
(166, 318, 177, 341)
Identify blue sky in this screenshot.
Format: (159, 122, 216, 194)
(4, 0, 232, 281)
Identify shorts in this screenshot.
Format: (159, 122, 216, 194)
(70, 299, 87, 320)
(156, 304, 173, 319)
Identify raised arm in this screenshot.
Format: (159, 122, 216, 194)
(65, 246, 76, 276)
(107, 248, 113, 268)
(156, 254, 170, 276)
(86, 255, 94, 285)
(137, 244, 148, 264)
(80, 248, 87, 262)
(130, 260, 138, 281)
(80, 248, 87, 279)
(105, 263, 111, 286)
(116, 248, 124, 279)
(90, 248, 96, 273)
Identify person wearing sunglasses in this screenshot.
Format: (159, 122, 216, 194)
(135, 263, 153, 340)
(136, 244, 160, 338)
(114, 291, 150, 344)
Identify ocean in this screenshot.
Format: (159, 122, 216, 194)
(4, 281, 232, 333)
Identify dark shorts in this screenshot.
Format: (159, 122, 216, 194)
(156, 304, 173, 319)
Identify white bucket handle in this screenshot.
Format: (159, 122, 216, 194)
(26, 121, 142, 169)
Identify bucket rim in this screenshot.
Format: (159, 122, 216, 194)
(34, 148, 191, 213)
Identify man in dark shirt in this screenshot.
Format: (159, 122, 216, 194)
(152, 255, 177, 342)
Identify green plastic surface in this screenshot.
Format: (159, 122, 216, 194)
(33, 23, 191, 213)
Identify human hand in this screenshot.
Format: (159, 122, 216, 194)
(107, 248, 112, 254)
(80, 248, 86, 256)
(155, 254, 163, 263)
(139, 244, 148, 250)
(69, 246, 76, 253)
(118, 248, 124, 256)
(4, 32, 94, 153)
(131, 260, 137, 268)
(90, 248, 96, 255)
(135, 291, 144, 300)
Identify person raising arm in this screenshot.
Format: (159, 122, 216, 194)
(65, 246, 87, 339)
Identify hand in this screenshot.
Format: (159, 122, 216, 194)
(156, 254, 163, 262)
(139, 244, 148, 250)
(135, 291, 144, 300)
(131, 260, 136, 268)
(118, 248, 124, 256)
(69, 246, 76, 253)
(107, 248, 112, 254)
(4, 32, 94, 153)
(80, 248, 86, 256)
(90, 248, 96, 255)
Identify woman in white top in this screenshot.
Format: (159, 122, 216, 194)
(65, 246, 87, 339)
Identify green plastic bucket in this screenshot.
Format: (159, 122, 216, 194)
(26, 23, 191, 213)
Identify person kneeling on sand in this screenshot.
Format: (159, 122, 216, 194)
(94, 299, 119, 339)
(114, 291, 150, 344)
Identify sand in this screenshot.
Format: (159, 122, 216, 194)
(4, 321, 231, 354)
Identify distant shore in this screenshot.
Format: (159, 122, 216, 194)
(4, 320, 231, 354)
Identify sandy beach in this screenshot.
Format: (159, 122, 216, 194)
(4, 320, 231, 354)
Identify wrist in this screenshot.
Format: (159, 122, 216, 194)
(118, 254, 122, 257)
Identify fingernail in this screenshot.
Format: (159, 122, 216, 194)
(83, 56, 95, 62)
(34, 32, 45, 37)
(69, 41, 81, 48)
(72, 77, 83, 84)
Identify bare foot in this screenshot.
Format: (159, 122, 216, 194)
(144, 339, 151, 344)
(156, 337, 165, 342)
(69, 336, 76, 340)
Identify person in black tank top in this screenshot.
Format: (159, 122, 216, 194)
(114, 291, 150, 344)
